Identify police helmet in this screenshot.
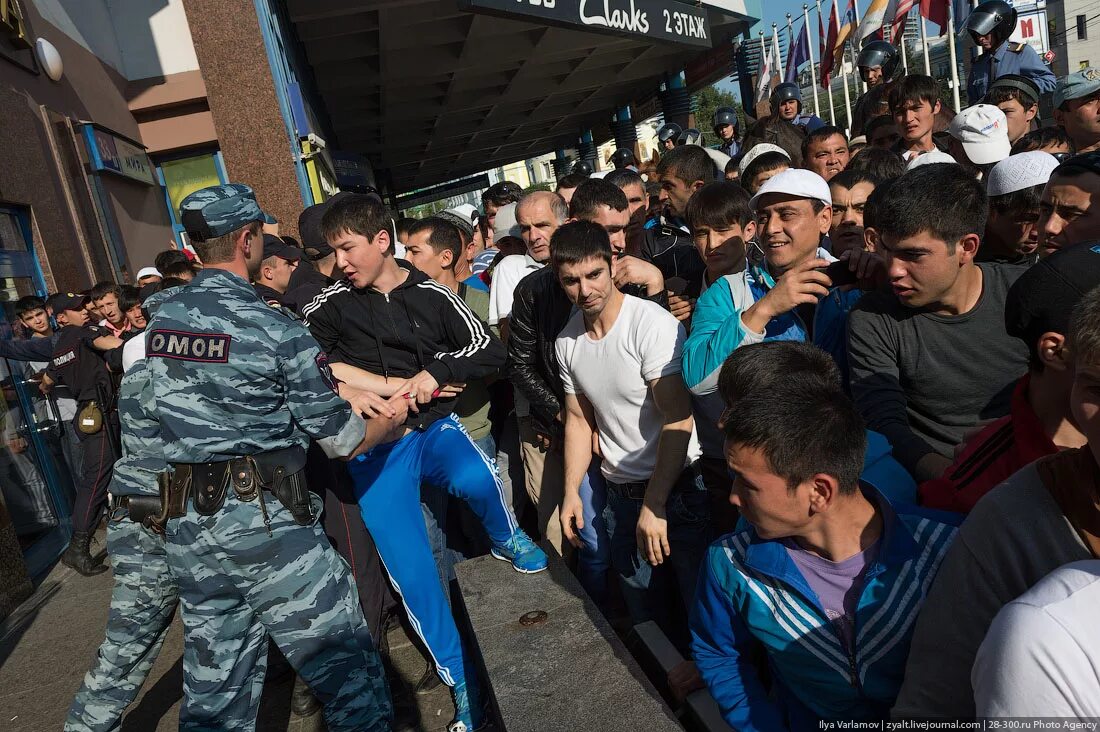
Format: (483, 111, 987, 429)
(857, 41, 901, 84)
(657, 122, 683, 144)
(610, 148, 636, 169)
(572, 160, 594, 177)
(712, 106, 739, 134)
(678, 128, 705, 146)
(771, 83, 803, 111)
(966, 0, 1017, 47)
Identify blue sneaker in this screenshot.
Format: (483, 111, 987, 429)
(490, 529, 548, 574)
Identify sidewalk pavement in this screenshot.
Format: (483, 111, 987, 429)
(0, 528, 456, 731)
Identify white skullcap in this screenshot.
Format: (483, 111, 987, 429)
(906, 149, 957, 170)
(749, 168, 832, 210)
(737, 143, 791, 177)
(985, 151, 1060, 197)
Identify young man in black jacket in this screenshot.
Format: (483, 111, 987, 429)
(302, 194, 543, 732)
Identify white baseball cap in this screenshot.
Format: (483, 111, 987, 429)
(135, 266, 161, 281)
(985, 151, 1060, 197)
(906, 149, 957, 170)
(737, 143, 791, 177)
(492, 202, 521, 241)
(948, 104, 1011, 166)
(748, 168, 832, 211)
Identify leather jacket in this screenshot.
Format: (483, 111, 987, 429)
(507, 266, 668, 437)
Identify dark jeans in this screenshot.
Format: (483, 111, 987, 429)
(604, 467, 710, 653)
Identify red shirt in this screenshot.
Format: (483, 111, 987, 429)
(919, 375, 1058, 513)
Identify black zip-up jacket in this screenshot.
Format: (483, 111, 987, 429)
(507, 266, 667, 438)
(303, 261, 505, 431)
(642, 224, 707, 299)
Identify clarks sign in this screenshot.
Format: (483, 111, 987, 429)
(461, 0, 712, 48)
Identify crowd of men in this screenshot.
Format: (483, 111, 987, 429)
(10, 2, 1100, 728)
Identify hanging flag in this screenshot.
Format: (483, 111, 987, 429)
(821, 0, 840, 87)
(786, 19, 811, 83)
(833, 0, 858, 68)
(755, 38, 773, 103)
(892, 0, 916, 42)
(771, 30, 783, 88)
(857, 0, 893, 40)
(919, 0, 946, 32)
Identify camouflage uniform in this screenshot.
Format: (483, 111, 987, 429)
(144, 185, 391, 731)
(66, 360, 180, 732)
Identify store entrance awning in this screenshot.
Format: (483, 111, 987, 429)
(285, 0, 758, 193)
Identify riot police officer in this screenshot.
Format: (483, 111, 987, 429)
(572, 159, 594, 177)
(853, 40, 902, 136)
(677, 127, 705, 146)
(656, 122, 682, 151)
(712, 106, 741, 158)
(610, 147, 637, 170)
(771, 82, 826, 132)
(142, 183, 399, 730)
(42, 293, 123, 576)
(966, 0, 1055, 105)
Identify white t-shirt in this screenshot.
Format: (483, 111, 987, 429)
(121, 335, 146, 374)
(972, 560, 1100, 717)
(556, 295, 701, 484)
(487, 254, 543, 326)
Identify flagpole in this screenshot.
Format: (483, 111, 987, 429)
(852, 0, 867, 92)
(899, 23, 909, 72)
(920, 14, 931, 75)
(834, 1, 854, 133)
(758, 29, 769, 111)
(816, 0, 837, 126)
(772, 23, 782, 74)
(947, 0, 962, 111)
(804, 4, 822, 119)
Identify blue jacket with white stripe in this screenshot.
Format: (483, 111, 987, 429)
(690, 491, 959, 731)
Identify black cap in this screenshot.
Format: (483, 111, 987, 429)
(297, 191, 359, 260)
(1005, 244, 1100, 357)
(47, 292, 90, 313)
(987, 74, 1041, 105)
(262, 234, 302, 262)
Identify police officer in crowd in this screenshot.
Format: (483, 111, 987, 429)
(140, 183, 400, 730)
(771, 82, 826, 133)
(252, 234, 301, 306)
(66, 297, 180, 731)
(611, 147, 638, 171)
(657, 122, 682, 152)
(966, 0, 1056, 105)
(712, 106, 741, 158)
(853, 40, 902, 136)
(42, 293, 124, 576)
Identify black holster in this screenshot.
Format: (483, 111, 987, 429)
(172, 446, 313, 525)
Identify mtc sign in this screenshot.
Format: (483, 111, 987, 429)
(461, 0, 712, 48)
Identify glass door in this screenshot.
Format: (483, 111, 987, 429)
(0, 205, 74, 576)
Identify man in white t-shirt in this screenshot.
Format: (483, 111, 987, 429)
(553, 220, 708, 651)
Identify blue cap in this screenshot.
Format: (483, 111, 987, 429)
(179, 183, 276, 241)
(1054, 67, 1100, 109)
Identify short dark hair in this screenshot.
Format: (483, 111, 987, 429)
(395, 217, 417, 239)
(15, 295, 45, 317)
(322, 194, 393, 247)
(829, 168, 882, 192)
(161, 261, 196, 279)
(1011, 126, 1075, 155)
(846, 146, 907, 181)
(549, 220, 612, 272)
(684, 181, 754, 232)
(989, 184, 1043, 217)
(90, 282, 120, 301)
(801, 125, 848, 159)
(656, 145, 715, 186)
(569, 179, 628, 221)
(862, 178, 894, 231)
(986, 84, 1038, 110)
(407, 217, 463, 268)
(118, 285, 141, 314)
(1070, 285, 1100, 367)
(740, 152, 790, 191)
(875, 164, 986, 251)
(724, 157, 739, 175)
(888, 74, 941, 115)
(555, 173, 588, 192)
(604, 168, 644, 190)
(718, 342, 864, 493)
(865, 114, 898, 139)
(154, 249, 189, 274)
(482, 181, 524, 207)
